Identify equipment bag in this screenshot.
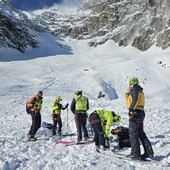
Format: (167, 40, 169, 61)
(42, 122, 54, 130)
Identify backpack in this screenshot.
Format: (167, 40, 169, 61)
(42, 122, 54, 130)
(26, 97, 36, 114)
(26, 103, 31, 114)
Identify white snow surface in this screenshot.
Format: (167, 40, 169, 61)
(0, 36, 170, 170)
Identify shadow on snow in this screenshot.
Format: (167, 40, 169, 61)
(0, 35, 73, 62)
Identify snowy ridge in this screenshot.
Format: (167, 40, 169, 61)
(0, 0, 59, 53)
(0, 1, 170, 169)
(38, 0, 170, 50)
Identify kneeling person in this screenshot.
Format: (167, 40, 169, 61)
(111, 126, 131, 149)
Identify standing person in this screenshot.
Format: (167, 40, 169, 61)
(89, 110, 121, 152)
(125, 77, 154, 160)
(26, 91, 43, 140)
(70, 90, 89, 142)
(51, 96, 69, 136)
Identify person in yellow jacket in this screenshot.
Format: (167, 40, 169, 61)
(70, 91, 89, 142)
(125, 77, 154, 160)
(89, 110, 121, 152)
(26, 91, 43, 141)
(51, 96, 68, 136)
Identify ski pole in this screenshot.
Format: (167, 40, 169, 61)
(62, 117, 74, 131)
(67, 107, 68, 134)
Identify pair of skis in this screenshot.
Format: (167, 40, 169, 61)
(24, 133, 76, 142)
(56, 139, 93, 146)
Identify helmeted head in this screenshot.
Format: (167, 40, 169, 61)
(112, 113, 121, 123)
(36, 91, 43, 99)
(55, 96, 62, 102)
(37, 91, 43, 96)
(129, 77, 139, 85)
(75, 90, 82, 95)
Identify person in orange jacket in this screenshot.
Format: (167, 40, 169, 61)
(26, 91, 43, 140)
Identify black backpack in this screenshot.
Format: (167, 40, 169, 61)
(26, 97, 36, 114)
(26, 103, 31, 114)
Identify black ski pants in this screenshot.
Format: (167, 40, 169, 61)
(52, 114, 62, 135)
(129, 110, 154, 157)
(74, 113, 88, 140)
(28, 111, 41, 137)
(89, 112, 105, 147)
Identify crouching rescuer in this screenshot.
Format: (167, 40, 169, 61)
(89, 110, 121, 152)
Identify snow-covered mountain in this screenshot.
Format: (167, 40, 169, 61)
(39, 0, 170, 51)
(0, 0, 169, 53)
(0, 1, 170, 170)
(0, 0, 55, 53)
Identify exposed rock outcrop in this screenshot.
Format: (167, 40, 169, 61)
(41, 0, 170, 51)
(0, 0, 48, 52)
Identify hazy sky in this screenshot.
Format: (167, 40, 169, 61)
(9, 0, 85, 11)
(9, 0, 63, 10)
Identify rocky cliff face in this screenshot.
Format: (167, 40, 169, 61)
(0, 0, 48, 52)
(41, 0, 170, 51)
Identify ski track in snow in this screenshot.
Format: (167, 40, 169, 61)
(0, 96, 170, 170)
(0, 39, 170, 169)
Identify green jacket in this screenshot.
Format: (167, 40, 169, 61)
(74, 95, 88, 111)
(70, 94, 89, 113)
(96, 110, 114, 137)
(52, 103, 66, 114)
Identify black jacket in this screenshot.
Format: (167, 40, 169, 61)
(129, 84, 144, 111)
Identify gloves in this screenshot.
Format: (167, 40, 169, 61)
(128, 110, 137, 117)
(105, 137, 110, 148)
(65, 103, 69, 108)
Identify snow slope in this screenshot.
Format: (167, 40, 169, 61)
(0, 36, 170, 170)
